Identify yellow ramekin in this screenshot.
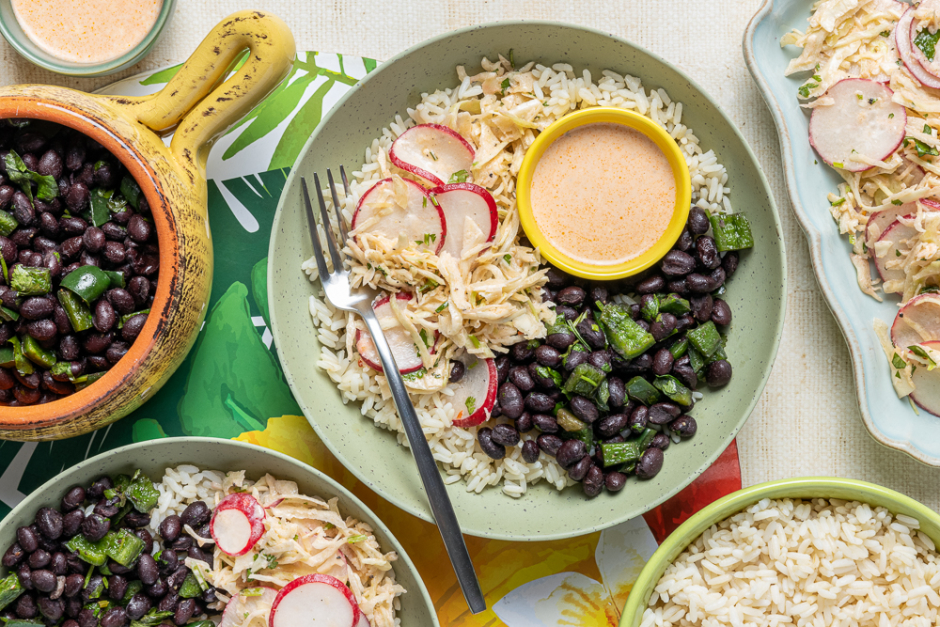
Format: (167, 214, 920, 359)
(517, 107, 692, 280)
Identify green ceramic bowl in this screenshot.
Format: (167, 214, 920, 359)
(268, 20, 787, 540)
(619, 477, 940, 627)
(0, 437, 438, 627)
(0, 0, 175, 77)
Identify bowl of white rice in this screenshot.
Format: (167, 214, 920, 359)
(620, 477, 940, 627)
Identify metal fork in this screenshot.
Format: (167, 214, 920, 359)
(302, 169, 486, 614)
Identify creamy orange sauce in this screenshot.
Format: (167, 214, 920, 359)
(530, 123, 677, 265)
(12, 0, 162, 64)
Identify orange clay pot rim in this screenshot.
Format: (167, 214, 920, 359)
(0, 96, 176, 427)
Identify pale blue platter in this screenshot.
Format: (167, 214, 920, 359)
(745, 0, 940, 466)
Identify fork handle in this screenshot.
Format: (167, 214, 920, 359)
(357, 306, 487, 614)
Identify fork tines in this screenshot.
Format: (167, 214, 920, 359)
(302, 167, 352, 278)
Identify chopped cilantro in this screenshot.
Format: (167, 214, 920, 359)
(469, 335, 481, 348)
(419, 328, 431, 348)
(833, 162, 844, 168)
(448, 170, 470, 184)
(857, 93, 864, 100)
(892, 199, 904, 205)
(465, 396, 477, 415)
(896, 249, 902, 257)
(812, 74, 822, 82)
(423, 197, 427, 208)
(830, 197, 846, 206)
(926, 124, 934, 135)
(880, 30, 891, 37)
(906, 136, 939, 158)
(435, 301, 448, 313)
(347, 534, 368, 544)
(908, 345, 936, 369)
(914, 27, 940, 62)
(889, 113, 895, 119)
(798, 83, 817, 98)
(500, 78, 511, 95)
(892, 353, 906, 369)
(503, 254, 512, 264)
(429, 151, 438, 161)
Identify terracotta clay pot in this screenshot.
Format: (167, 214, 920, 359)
(0, 10, 296, 440)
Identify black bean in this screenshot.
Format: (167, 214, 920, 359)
(687, 207, 710, 234)
(64, 573, 84, 597)
(526, 361, 556, 390)
(159, 547, 178, 574)
(0, 369, 13, 392)
(121, 314, 147, 342)
(673, 355, 698, 390)
(448, 360, 465, 383)
(652, 348, 675, 376)
(509, 342, 534, 363)
(649, 402, 681, 425)
(91, 299, 116, 333)
(669, 415, 697, 439)
(636, 275, 665, 294)
(94, 161, 118, 189)
(606, 472, 628, 492)
(159, 515, 182, 542)
(202, 588, 218, 605)
(12, 191, 34, 226)
(491, 423, 520, 447)
(76, 163, 95, 190)
(79, 250, 100, 267)
(30, 568, 55, 593)
(81, 227, 105, 253)
(568, 395, 598, 424)
(38, 597, 64, 622)
(583, 465, 605, 497)
(690, 295, 714, 322)
(64, 182, 90, 213)
(514, 412, 534, 433)
(533, 345, 560, 368)
(546, 330, 576, 351)
(556, 286, 586, 307)
(107, 575, 128, 601)
(493, 355, 511, 384)
(723, 251, 739, 278)
(94, 495, 120, 518)
(711, 298, 732, 326)
(26, 319, 56, 342)
(556, 440, 587, 469)
(554, 304, 578, 321)
(1, 543, 24, 569)
(588, 286, 608, 306)
(187, 546, 211, 566)
(498, 383, 524, 419)
(668, 278, 690, 296)
(563, 348, 588, 372)
(81, 514, 109, 542)
(15, 370, 40, 390)
(529, 413, 557, 433)
(17, 132, 46, 153)
(705, 360, 732, 387)
(107, 561, 132, 575)
(675, 228, 694, 252)
(696, 236, 720, 269)
(134, 528, 153, 555)
(11, 227, 36, 247)
(126, 593, 151, 620)
(477, 428, 505, 459)
(28, 549, 50, 570)
(180, 501, 210, 527)
(82, 332, 112, 355)
(687, 273, 714, 294)
(594, 413, 627, 438)
(86, 476, 112, 499)
(144, 578, 167, 598)
(122, 510, 150, 527)
(661, 250, 696, 276)
(545, 268, 571, 289)
(104, 288, 134, 316)
(174, 598, 196, 626)
(38, 150, 63, 179)
(127, 215, 151, 243)
(65, 617, 81, 627)
(560, 455, 588, 481)
(13, 385, 41, 404)
(520, 440, 540, 463)
(650, 313, 676, 342)
(0, 186, 11, 210)
(35, 508, 63, 540)
(636, 447, 665, 479)
(587, 350, 611, 373)
(61, 509, 83, 537)
(509, 365, 535, 392)
(650, 433, 671, 450)
(628, 405, 649, 433)
(576, 318, 606, 350)
(16, 526, 38, 553)
(169, 537, 193, 551)
(99, 606, 127, 627)
(60, 486, 85, 512)
(16, 564, 31, 590)
(15, 593, 37, 619)
(710, 267, 726, 289)
(524, 391, 555, 413)
(78, 608, 98, 627)
(537, 434, 563, 456)
(166, 566, 190, 593)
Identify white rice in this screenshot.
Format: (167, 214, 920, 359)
(305, 60, 733, 497)
(642, 498, 940, 627)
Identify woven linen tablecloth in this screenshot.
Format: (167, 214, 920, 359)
(0, 0, 939, 624)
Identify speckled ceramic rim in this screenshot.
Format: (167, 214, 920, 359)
(269, 19, 788, 541)
(0, 0, 177, 77)
(0, 436, 438, 625)
(516, 107, 692, 280)
(743, 0, 940, 467)
(619, 477, 940, 627)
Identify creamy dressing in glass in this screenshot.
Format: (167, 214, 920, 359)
(12, 0, 162, 64)
(530, 122, 677, 265)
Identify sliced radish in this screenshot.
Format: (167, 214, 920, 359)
(319, 551, 349, 585)
(912, 17, 940, 79)
(351, 177, 445, 254)
(355, 293, 436, 374)
(911, 340, 940, 416)
(210, 493, 266, 557)
(874, 217, 917, 284)
(389, 124, 475, 187)
(432, 183, 499, 259)
(219, 587, 278, 627)
(891, 293, 940, 348)
(449, 351, 498, 428)
(866, 201, 918, 247)
(355, 613, 371, 627)
(270, 574, 360, 627)
(809, 79, 906, 172)
(897, 8, 940, 89)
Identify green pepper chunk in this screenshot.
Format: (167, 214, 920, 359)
(0, 306, 18, 323)
(125, 475, 159, 513)
(687, 321, 722, 358)
(22, 335, 56, 368)
(2, 620, 45, 627)
(8, 337, 33, 376)
(4, 150, 58, 203)
(594, 377, 610, 411)
(600, 441, 643, 467)
(564, 363, 605, 396)
(104, 529, 145, 567)
(103, 270, 126, 289)
(668, 337, 689, 360)
(688, 346, 705, 374)
(74, 371, 106, 391)
(118, 309, 150, 330)
(654, 375, 693, 406)
(180, 622, 214, 627)
(0, 572, 24, 611)
(597, 303, 656, 359)
(58, 289, 94, 332)
(50, 361, 74, 380)
(129, 609, 175, 627)
(66, 535, 109, 566)
(705, 341, 728, 365)
(626, 376, 661, 405)
(555, 408, 587, 432)
(178, 572, 203, 599)
(708, 213, 754, 252)
(61, 265, 111, 303)
(564, 427, 594, 448)
(534, 364, 563, 389)
(0, 209, 18, 237)
(640, 294, 659, 321)
(659, 294, 691, 315)
(120, 176, 142, 210)
(10, 265, 51, 296)
(88, 190, 112, 227)
(0, 346, 13, 368)
(637, 427, 657, 451)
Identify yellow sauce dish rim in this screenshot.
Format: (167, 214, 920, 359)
(517, 107, 692, 280)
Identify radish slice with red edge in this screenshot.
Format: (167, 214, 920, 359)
(808, 78, 906, 172)
(219, 587, 278, 627)
(897, 8, 940, 88)
(866, 201, 917, 248)
(270, 574, 360, 627)
(355, 613, 371, 627)
(874, 217, 917, 284)
(389, 124, 475, 187)
(911, 12, 940, 79)
(911, 340, 940, 416)
(449, 351, 498, 428)
(351, 177, 445, 254)
(891, 293, 940, 349)
(432, 183, 499, 259)
(210, 493, 266, 557)
(355, 293, 436, 374)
